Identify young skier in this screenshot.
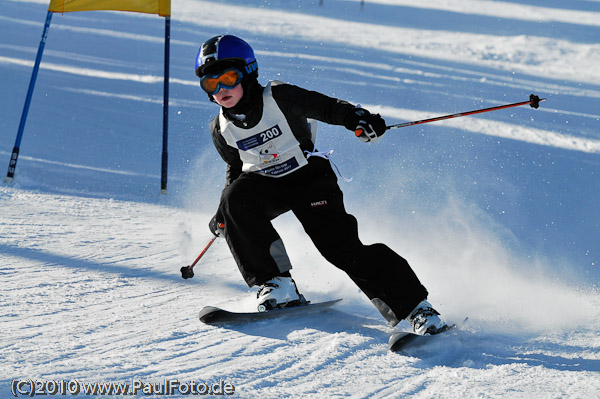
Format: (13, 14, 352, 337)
(195, 34, 447, 335)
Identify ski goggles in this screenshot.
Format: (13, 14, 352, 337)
(200, 68, 243, 95)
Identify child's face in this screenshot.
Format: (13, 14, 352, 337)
(213, 84, 244, 109)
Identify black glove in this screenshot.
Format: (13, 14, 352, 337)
(209, 213, 225, 237)
(344, 108, 387, 143)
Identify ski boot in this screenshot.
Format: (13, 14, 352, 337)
(407, 300, 448, 335)
(256, 277, 306, 312)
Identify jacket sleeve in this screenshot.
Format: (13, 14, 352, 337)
(210, 116, 242, 186)
(271, 82, 357, 127)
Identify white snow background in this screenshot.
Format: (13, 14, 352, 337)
(1, 0, 600, 397)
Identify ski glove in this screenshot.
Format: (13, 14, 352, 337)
(344, 107, 387, 143)
(209, 214, 225, 237)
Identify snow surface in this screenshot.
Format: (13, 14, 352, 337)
(2, 0, 600, 397)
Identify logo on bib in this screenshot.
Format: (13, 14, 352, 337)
(259, 142, 280, 164)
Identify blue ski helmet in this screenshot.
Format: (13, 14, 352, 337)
(195, 35, 258, 78)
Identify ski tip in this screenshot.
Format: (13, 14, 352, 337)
(198, 306, 223, 323)
(388, 317, 469, 353)
(388, 331, 416, 353)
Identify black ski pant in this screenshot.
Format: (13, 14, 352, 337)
(217, 156, 428, 325)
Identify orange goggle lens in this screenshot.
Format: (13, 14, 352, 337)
(200, 69, 243, 95)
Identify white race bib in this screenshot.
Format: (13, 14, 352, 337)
(219, 82, 308, 177)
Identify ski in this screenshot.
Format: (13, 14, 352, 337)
(389, 317, 468, 353)
(199, 298, 343, 326)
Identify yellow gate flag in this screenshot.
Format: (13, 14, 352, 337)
(48, 0, 170, 16)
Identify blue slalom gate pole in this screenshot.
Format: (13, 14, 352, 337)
(160, 15, 170, 193)
(5, 11, 53, 182)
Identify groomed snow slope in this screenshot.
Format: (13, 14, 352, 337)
(2, 0, 600, 398)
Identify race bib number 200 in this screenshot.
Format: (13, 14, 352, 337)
(236, 125, 282, 151)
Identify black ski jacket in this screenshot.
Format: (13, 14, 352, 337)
(209, 81, 357, 186)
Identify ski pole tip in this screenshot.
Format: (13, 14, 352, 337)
(529, 94, 546, 109)
(181, 266, 194, 279)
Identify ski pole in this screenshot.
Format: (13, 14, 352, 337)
(180, 236, 217, 279)
(386, 94, 545, 130)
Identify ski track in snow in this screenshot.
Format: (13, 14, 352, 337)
(2, 186, 600, 398)
(2, 4, 600, 154)
(2, 0, 600, 397)
(1, 52, 599, 154)
(173, 0, 600, 85)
